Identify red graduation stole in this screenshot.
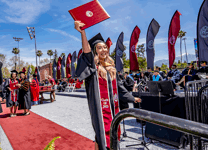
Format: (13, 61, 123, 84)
(9, 79, 18, 102)
(98, 74, 121, 148)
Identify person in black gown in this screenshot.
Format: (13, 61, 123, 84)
(74, 21, 141, 150)
(4, 70, 19, 117)
(0, 61, 3, 113)
(17, 71, 31, 116)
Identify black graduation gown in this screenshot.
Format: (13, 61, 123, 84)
(0, 62, 3, 113)
(4, 78, 19, 107)
(18, 78, 31, 110)
(123, 76, 134, 92)
(75, 52, 135, 150)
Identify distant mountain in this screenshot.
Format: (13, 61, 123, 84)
(154, 53, 197, 67)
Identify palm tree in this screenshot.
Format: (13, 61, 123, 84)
(36, 50, 43, 66)
(47, 50, 54, 63)
(12, 48, 20, 70)
(178, 30, 186, 63)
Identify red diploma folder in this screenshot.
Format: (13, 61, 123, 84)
(10, 83, 18, 90)
(68, 0, 110, 30)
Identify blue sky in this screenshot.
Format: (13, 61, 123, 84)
(0, 0, 203, 67)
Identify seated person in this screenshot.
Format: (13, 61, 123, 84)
(197, 61, 208, 74)
(176, 63, 197, 87)
(156, 66, 165, 79)
(75, 78, 83, 89)
(167, 65, 181, 83)
(195, 61, 208, 79)
(123, 72, 135, 92)
(118, 71, 124, 80)
(140, 72, 147, 81)
(144, 67, 153, 81)
(39, 80, 45, 86)
(134, 70, 141, 83)
(129, 70, 134, 78)
(57, 78, 68, 92)
(150, 70, 163, 81)
(44, 79, 49, 85)
(68, 77, 74, 84)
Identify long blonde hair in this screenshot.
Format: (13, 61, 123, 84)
(94, 55, 117, 81)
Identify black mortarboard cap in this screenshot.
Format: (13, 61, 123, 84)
(19, 71, 25, 74)
(11, 70, 18, 74)
(88, 33, 105, 53)
(201, 61, 207, 64)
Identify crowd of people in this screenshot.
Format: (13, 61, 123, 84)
(0, 70, 40, 117)
(0, 70, 85, 117)
(55, 76, 84, 92)
(117, 61, 208, 93)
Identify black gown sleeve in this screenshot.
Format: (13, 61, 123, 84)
(75, 52, 97, 81)
(117, 74, 135, 103)
(0, 62, 3, 85)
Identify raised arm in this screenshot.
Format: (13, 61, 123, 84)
(74, 21, 91, 53)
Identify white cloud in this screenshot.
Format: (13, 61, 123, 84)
(99, 0, 126, 7)
(81, 0, 125, 7)
(61, 15, 66, 19)
(46, 28, 81, 42)
(54, 14, 58, 17)
(0, 18, 6, 23)
(0, 0, 50, 24)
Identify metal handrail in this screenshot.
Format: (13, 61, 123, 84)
(198, 84, 208, 123)
(110, 108, 208, 150)
(185, 79, 208, 121)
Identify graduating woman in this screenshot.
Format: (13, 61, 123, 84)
(4, 70, 19, 117)
(74, 21, 141, 150)
(17, 70, 31, 115)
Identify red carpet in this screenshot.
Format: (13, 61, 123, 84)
(0, 104, 94, 150)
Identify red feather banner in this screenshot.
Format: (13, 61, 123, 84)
(57, 57, 62, 79)
(168, 10, 181, 68)
(130, 26, 140, 71)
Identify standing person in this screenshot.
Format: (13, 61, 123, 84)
(4, 70, 19, 117)
(48, 75, 56, 100)
(0, 78, 6, 102)
(17, 71, 31, 116)
(74, 21, 141, 150)
(30, 74, 39, 105)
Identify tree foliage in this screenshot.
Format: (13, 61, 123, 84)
(12, 48, 20, 54)
(40, 58, 50, 66)
(36, 50, 43, 57)
(178, 30, 186, 38)
(136, 43, 147, 70)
